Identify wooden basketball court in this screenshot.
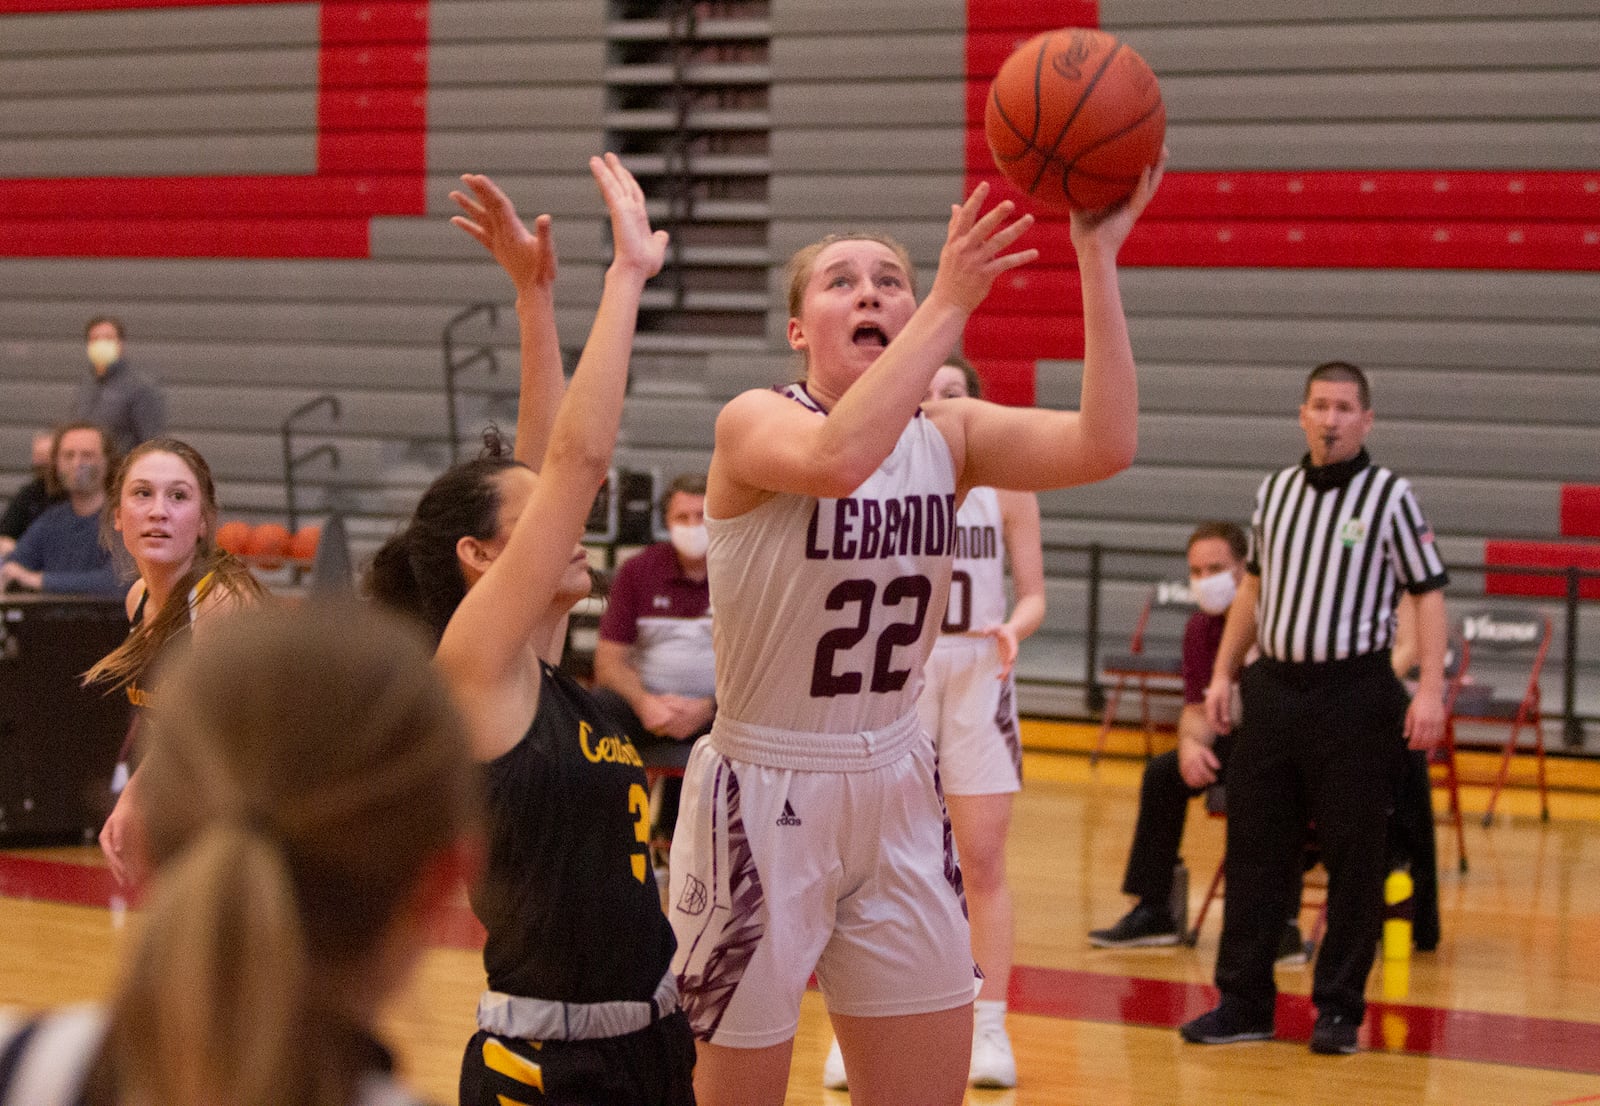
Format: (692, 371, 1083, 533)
(4, 722, 1598, 1105)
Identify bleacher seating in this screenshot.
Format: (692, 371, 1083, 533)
(0, 0, 1595, 740)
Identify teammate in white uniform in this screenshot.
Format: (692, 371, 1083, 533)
(820, 357, 1045, 1091)
(672, 160, 1164, 1106)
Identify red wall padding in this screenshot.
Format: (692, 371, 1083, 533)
(0, 0, 428, 258)
(1484, 540, 1600, 600)
(1560, 486, 1600, 539)
(961, 0, 1600, 403)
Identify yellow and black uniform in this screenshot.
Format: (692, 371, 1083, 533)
(123, 571, 215, 711)
(459, 662, 695, 1106)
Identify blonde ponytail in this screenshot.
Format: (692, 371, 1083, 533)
(110, 824, 320, 1106)
(91, 601, 477, 1106)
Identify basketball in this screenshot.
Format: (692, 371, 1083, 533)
(246, 522, 292, 569)
(984, 27, 1165, 213)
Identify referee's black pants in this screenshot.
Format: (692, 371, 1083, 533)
(1215, 651, 1410, 1024)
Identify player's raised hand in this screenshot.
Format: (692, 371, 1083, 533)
(590, 152, 669, 281)
(450, 173, 557, 292)
(1070, 144, 1168, 256)
(929, 181, 1038, 313)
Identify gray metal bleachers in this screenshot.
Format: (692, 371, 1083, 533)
(1, 0, 1596, 733)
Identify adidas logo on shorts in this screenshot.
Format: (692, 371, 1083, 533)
(776, 800, 802, 827)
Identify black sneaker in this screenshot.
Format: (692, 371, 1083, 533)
(1275, 922, 1312, 968)
(1309, 1012, 1360, 1055)
(1179, 1001, 1275, 1045)
(1089, 903, 1181, 948)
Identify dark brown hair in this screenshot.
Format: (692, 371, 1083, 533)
(85, 314, 126, 342)
(1187, 520, 1248, 561)
(1306, 360, 1370, 409)
(364, 428, 524, 644)
(48, 421, 114, 498)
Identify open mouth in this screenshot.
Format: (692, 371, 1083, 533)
(852, 324, 888, 349)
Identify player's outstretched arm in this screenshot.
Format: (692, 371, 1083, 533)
(451, 173, 563, 467)
(439, 156, 666, 747)
(951, 152, 1166, 495)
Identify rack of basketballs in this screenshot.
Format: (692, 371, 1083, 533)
(215, 520, 321, 574)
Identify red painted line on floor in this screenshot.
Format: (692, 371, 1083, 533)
(6, 853, 1599, 1075)
(0, 854, 128, 909)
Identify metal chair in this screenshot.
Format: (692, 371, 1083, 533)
(1446, 606, 1553, 826)
(1092, 581, 1195, 765)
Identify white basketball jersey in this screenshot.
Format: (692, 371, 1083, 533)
(941, 485, 1007, 635)
(706, 384, 958, 735)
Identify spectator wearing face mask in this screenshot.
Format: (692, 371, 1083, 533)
(0, 429, 65, 559)
(71, 316, 167, 457)
(1087, 521, 1315, 956)
(590, 472, 715, 857)
(1, 422, 121, 597)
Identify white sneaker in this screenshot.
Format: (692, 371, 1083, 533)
(968, 1021, 1017, 1088)
(822, 1036, 847, 1090)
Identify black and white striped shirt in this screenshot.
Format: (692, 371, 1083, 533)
(1249, 450, 1448, 664)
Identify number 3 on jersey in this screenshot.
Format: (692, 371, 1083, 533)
(810, 574, 932, 697)
(628, 782, 649, 883)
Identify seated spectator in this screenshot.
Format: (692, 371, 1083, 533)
(589, 472, 715, 849)
(0, 601, 480, 1106)
(0, 429, 63, 559)
(1089, 521, 1309, 962)
(1, 422, 120, 598)
(72, 315, 166, 456)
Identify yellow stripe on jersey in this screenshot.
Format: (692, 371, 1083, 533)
(497, 1097, 532, 1106)
(483, 1037, 543, 1090)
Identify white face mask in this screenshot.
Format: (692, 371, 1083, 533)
(86, 338, 121, 371)
(669, 523, 709, 561)
(1191, 570, 1238, 615)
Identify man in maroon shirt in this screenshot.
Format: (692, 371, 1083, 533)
(591, 473, 715, 850)
(1088, 521, 1309, 960)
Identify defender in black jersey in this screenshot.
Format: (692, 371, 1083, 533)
(365, 158, 694, 1106)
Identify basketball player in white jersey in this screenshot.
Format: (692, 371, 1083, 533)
(671, 159, 1164, 1106)
(821, 355, 1045, 1091)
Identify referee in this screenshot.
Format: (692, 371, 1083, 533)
(1179, 361, 1448, 1056)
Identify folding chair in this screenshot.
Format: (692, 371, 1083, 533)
(1092, 581, 1195, 765)
(1447, 607, 1553, 826)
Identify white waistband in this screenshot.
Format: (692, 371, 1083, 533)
(709, 709, 922, 772)
(476, 970, 677, 1042)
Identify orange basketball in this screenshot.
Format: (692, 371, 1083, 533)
(246, 522, 292, 569)
(985, 27, 1165, 213)
(289, 525, 321, 564)
(215, 519, 252, 556)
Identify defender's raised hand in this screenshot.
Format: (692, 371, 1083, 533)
(590, 152, 669, 281)
(450, 173, 557, 292)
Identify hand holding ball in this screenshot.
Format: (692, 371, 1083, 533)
(985, 28, 1165, 213)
